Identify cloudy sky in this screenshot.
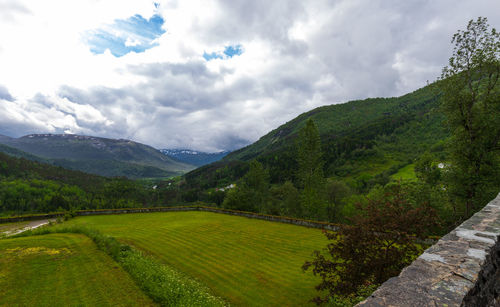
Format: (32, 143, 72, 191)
(0, 0, 499, 152)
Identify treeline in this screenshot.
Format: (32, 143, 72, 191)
(0, 152, 168, 216)
(170, 119, 457, 233)
(178, 83, 449, 205)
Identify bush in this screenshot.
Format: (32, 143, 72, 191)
(303, 184, 439, 304)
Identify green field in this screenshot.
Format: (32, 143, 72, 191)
(62, 211, 328, 306)
(0, 233, 155, 306)
(391, 164, 416, 181)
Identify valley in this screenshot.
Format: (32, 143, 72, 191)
(1, 3, 498, 305)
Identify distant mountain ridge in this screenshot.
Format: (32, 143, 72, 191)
(160, 149, 230, 166)
(0, 134, 195, 178)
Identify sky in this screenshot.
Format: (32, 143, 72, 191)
(0, 0, 499, 152)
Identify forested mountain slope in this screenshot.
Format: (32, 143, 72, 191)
(0, 151, 160, 215)
(184, 82, 447, 190)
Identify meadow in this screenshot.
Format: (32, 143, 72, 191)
(0, 233, 155, 306)
(61, 211, 329, 306)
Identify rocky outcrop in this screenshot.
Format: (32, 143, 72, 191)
(358, 193, 500, 307)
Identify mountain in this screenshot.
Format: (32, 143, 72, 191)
(183, 82, 447, 190)
(0, 134, 195, 178)
(0, 134, 12, 142)
(160, 149, 230, 166)
(0, 143, 48, 163)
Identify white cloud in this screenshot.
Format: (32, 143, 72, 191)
(0, 0, 499, 151)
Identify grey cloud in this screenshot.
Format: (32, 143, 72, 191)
(2, 0, 500, 152)
(0, 1, 30, 23)
(0, 85, 14, 101)
(49, 53, 320, 151)
(198, 0, 307, 46)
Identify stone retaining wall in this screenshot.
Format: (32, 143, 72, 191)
(358, 193, 500, 306)
(0, 206, 339, 231)
(0, 213, 64, 223)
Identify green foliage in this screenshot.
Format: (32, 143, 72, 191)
(222, 160, 269, 212)
(16, 225, 226, 306)
(181, 80, 447, 214)
(55, 211, 329, 306)
(324, 180, 352, 222)
(298, 119, 327, 220)
(303, 184, 439, 304)
(268, 181, 301, 216)
(297, 119, 325, 188)
(440, 17, 500, 217)
(0, 233, 155, 306)
(414, 152, 441, 185)
(326, 284, 379, 307)
(0, 152, 183, 216)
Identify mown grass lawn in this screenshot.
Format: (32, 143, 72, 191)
(0, 233, 155, 306)
(391, 163, 416, 181)
(63, 211, 329, 306)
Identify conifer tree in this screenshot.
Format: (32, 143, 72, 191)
(297, 119, 326, 219)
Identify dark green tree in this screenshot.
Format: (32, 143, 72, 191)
(297, 119, 326, 219)
(440, 17, 500, 217)
(325, 180, 351, 222)
(222, 160, 269, 212)
(268, 181, 301, 216)
(303, 184, 439, 305)
(414, 152, 441, 186)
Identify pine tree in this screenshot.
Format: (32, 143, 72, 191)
(297, 119, 326, 219)
(223, 160, 269, 212)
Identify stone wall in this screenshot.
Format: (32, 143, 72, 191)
(358, 193, 500, 307)
(0, 213, 64, 223)
(0, 206, 339, 231)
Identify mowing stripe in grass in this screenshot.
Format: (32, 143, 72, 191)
(0, 233, 155, 306)
(60, 211, 329, 306)
(14, 226, 227, 307)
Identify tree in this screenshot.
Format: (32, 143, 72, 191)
(297, 119, 326, 219)
(222, 160, 269, 212)
(414, 151, 441, 186)
(324, 180, 351, 222)
(268, 181, 301, 216)
(440, 17, 500, 217)
(303, 184, 439, 305)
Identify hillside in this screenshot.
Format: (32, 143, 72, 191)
(0, 134, 194, 178)
(0, 143, 48, 163)
(0, 150, 169, 215)
(160, 149, 230, 166)
(184, 82, 447, 190)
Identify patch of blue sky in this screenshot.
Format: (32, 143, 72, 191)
(87, 14, 165, 57)
(203, 44, 243, 61)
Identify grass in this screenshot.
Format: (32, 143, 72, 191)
(0, 233, 155, 306)
(14, 225, 226, 307)
(61, 211, 329, 306)
(391, 164, 416, 181)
